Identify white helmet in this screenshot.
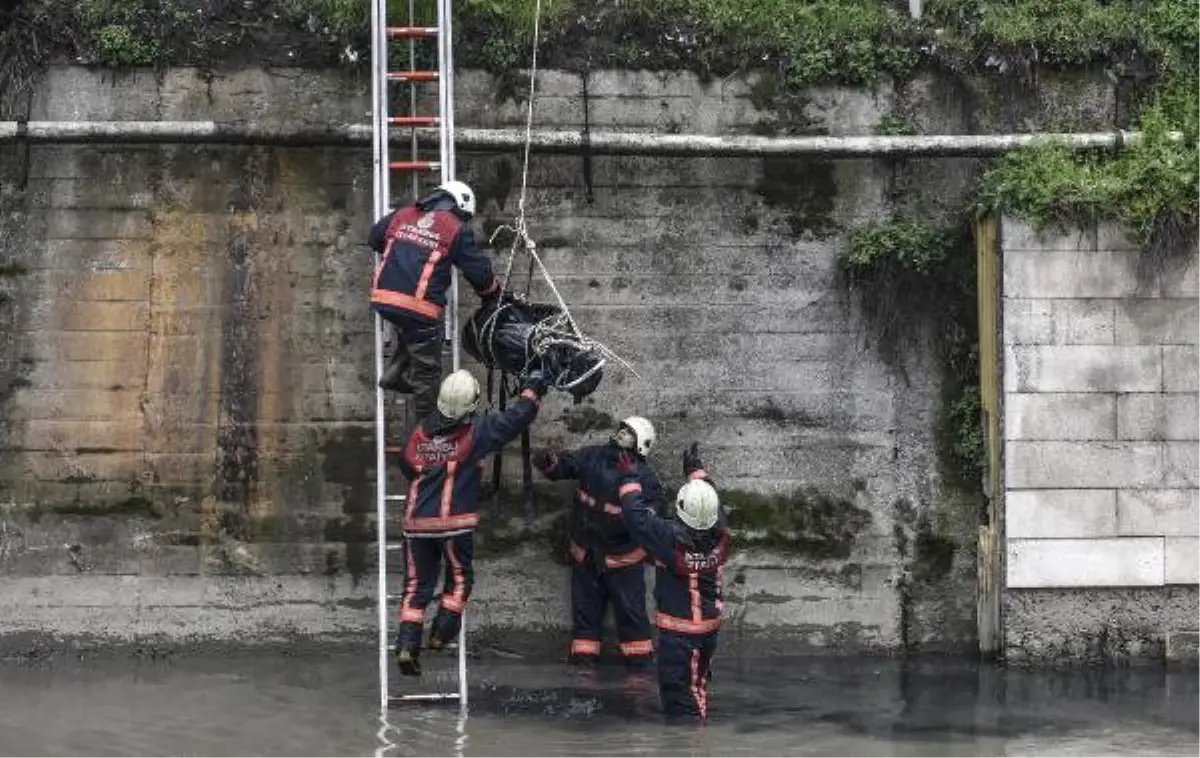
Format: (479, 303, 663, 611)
(614, 416, 656, 458)
(437, 369, 480, 419)
(676, 479, 720, 531)
(437, 180, 476, 217)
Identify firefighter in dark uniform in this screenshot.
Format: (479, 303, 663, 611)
(393, 368, 548, 676)
(534, 416, 664, 669)
(368, 180, 501, 422)
(614, 443, 730, 724)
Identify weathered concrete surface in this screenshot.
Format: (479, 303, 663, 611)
(1001, 217, 1200, 663)
(0, 65, 1123, 654)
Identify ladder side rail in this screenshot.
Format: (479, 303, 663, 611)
(437, 0, 456, 358)
(407, 0, 420, 201)
(371, 0, 392, 717)
(444, 0, 461, 375)
(435, 0, 468, 709)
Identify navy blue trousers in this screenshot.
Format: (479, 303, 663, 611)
(394, 533, 474, 653)
(569, 560, 654, 665)
(657, 630, 718, 723)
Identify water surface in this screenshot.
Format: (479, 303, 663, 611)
(0, 648, 1195, 756)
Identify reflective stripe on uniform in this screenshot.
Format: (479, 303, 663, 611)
(370, 288, 444, 319)
(605, 547, 648, 568)
(655, 612, 720, 635)
(571, 639, 601, 655)
(619, 639, 655, 657)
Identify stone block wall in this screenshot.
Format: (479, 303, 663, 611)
(1001, 217, 1200, 661)
(0, 63, 1128, 653)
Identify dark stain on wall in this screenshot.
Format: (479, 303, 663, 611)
(320, 425, 375, 583)
(757, 158, 839, 239)
(214, 148, 267, 509)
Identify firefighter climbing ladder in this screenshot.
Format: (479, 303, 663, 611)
(370, 0, 466, 713)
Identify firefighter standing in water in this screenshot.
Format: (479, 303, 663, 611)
(393, 368, 549, 676)
(368, 180, 501, 422)
(614, 443, 730, 724)
(535, 417, 664, 669)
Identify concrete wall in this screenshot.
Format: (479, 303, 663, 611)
(1001, 217, 1200, 662)
(0, 63, 1120, 654)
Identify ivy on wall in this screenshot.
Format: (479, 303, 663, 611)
(837, 219, 983, 490)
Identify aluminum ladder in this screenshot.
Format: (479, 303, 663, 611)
(370, 0, 466, 712)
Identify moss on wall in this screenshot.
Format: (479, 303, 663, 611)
(47, 496, 164, 519)
(723, 486, 872, 559)
(838, 218, 983, 490)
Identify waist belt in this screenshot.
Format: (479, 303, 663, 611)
(605, 547, 647, 569)
(655, 612, 720, 635)
(371, 289, 444, 320)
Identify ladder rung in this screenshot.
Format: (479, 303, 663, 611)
(388, 71, 439, 83)
(385, 494, 406, 502)
(389, 161, 441, 172)
(389, 693, 461, 702)
(386, 543, 405, 551)
(384, 445, 405, 453)
(389, 116, 440, 127)
(386, 26, 439, 38)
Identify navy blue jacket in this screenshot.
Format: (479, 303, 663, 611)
(369, 196, 499, 324)
(400, 389, 541, 535)
(538, 442, 664, 569)
(616, 473, 731, 635)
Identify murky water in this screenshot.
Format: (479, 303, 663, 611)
(0, 647, 1195, 756)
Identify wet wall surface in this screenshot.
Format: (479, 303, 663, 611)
(0, 65, 975, 654)
(0, 649, 1196, 756)
(0, 65, 1193, 661)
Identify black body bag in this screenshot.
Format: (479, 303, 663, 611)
(462, 294, 605, 402)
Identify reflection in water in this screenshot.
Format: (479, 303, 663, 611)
(0, 650, 1194, 757)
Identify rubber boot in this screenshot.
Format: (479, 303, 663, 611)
(395, 647, 422, 677)
(379, 363, 415, 393)
(379, 344, 415, 393)
(428, 612, 461, 652)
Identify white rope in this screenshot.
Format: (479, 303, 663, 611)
(495, 0, 542, 287)
(486, 0, 639, 383)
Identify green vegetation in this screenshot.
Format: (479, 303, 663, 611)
(0, 0, 1193, 83)
(974, 96, 1199, 249)
(838, 218, 983, 488)
(964, 0, 1197, 250)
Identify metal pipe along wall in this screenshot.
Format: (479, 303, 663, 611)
(0, 121, 1178, 157)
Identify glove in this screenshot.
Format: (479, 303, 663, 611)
(533, 449, 556, 474)
(479, 286, 502, 309)
(522, 369, 549, 398)
(682, 441, 705, 477)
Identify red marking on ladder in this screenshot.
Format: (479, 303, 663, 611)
(387, 26, 439, 38)
(389, 160, 440, 171)
(388, 71, 439, 82)
(388, 116, 440, 127)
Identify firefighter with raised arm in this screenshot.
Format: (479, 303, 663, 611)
(614, 442, 730, 724)
(369, 180, 501, 421)
(534, 417, 665, 670)
(393, 368, 549, 676)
